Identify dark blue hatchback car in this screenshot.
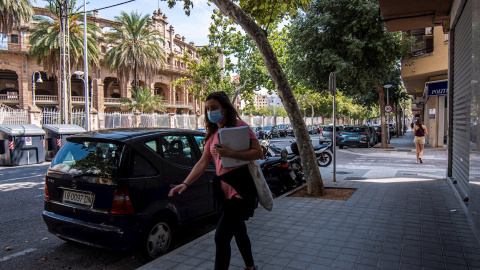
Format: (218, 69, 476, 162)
(42, 128, 217, 262)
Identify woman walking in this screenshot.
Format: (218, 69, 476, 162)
(413, 117, 428, 164)
(169, 91, 263, 270)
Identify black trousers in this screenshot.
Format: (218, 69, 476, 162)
(214, 198, 254, 270)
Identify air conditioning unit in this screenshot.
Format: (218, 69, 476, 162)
(425, 27, 433, 35)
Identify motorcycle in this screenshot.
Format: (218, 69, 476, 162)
(259, 140, 303, 196)
(314, 142, 333, 167)
(288, 139, 333, 167)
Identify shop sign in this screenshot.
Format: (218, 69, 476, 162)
(427, 81, 448, 96)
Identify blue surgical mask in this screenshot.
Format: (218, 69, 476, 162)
(208, 110, 224, 124)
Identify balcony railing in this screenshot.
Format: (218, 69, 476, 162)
(409, 47, 434, 58)
(0, 94, 194, 109)
(0, 94, 19, 101)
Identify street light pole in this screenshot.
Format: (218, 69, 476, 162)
(83, 0, 90, 130)
(74, 71, 90, 131)
(32, 71, 43, 106)
(383, 84, 392, 144)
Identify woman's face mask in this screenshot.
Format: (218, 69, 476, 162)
(208, 110, 224, 123)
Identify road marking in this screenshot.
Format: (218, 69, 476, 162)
(0, 248, 37, 262)
(0, 175, 45, 183)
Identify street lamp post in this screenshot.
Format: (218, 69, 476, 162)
(74, 71, 90, 131)
(31, 71, 43, 106)
(384, 84, 392, 144)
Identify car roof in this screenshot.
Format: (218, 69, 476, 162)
(66, 128, 204, 143)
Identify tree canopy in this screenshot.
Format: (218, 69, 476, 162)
(105, 11, 167, 90)
(28, 0, 100, 76)
(288, 0, 409, 148)
(0, 0, 34, 37)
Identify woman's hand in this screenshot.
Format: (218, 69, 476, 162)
(168, 183, 188, 197)
(214, 143, 232, 158)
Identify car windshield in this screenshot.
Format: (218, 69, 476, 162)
(50, 140, 123, 177)
(344, 127, 367, 132)
(278, 125, 286, 129)
(262, 126, 273, 131)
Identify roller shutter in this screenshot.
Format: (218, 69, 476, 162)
(452, 0, 472, 200)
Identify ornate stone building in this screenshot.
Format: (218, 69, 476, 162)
(0, 7, 205, 115)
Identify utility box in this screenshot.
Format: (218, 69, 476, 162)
(43, 124, 86, 160)
(0, 124, 46, 166)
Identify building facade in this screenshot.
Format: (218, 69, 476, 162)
(0, 7, 206, 123)
(379, 0, 480, 241)
(401, 25, 449, 148)
(255, 94, 268, 108)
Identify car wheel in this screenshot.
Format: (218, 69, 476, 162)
(136, 217, 174, 263)
(317, 152, 332, 167)
(365, 141, 370, 148)
(339, 145, 344, 149)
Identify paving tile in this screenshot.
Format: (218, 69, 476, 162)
(422, 259, 446, 269)
(378, 258, 401, 269)
(286, 259, 311, 270)
(312, 256, 335, 267)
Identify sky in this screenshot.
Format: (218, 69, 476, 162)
(34, 0, 214, 46)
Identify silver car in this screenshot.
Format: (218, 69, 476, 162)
(319, 125, 344, 144)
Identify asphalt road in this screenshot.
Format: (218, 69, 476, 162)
(1, 133, 443, 270)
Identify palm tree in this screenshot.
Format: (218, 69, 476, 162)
(0, 0, 34, 37)
(28, 0, 100, 76)
(119, 86, 166, 113)
(104, 11, 167, 90)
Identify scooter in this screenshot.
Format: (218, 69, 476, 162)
(288, 139, 333, 167)
(259, 140, 303, 196)
(314, 142, 333, 167)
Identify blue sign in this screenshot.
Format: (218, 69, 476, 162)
(428, 81, 448, 96)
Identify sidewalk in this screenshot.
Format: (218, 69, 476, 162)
(138, 132, 480, 270)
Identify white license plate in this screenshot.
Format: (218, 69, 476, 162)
(348, 137, 358, 139)
(289, 171, 296, 179)
(63, 190, 93, 206)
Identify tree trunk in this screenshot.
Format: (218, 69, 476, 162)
(134, 60, 138, 90)
(212, 0, 325, 195)
(377, 83, 388, 148)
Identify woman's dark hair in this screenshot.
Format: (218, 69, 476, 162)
(416, 117, 423, 128)
(204, 91, 241, 141)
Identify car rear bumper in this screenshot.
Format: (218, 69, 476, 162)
(338, 140, 367, 146)
(42, 210, 142, 250)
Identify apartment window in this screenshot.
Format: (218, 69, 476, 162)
(410, 28, 433, 56)
(10, 35, 18, 44)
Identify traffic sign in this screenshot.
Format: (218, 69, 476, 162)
(385, 104, 393, 113)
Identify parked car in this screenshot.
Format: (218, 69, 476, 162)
(42, 128, 218, 262)
(319, 125, 344, 144)
(277, 124, 289, 137)
(285, 124, 294, 136)
(389, 123, 397, 136)
(252, 126, 266, 139)
(262, 125, 280, 138)
(338, 125, 376, 148)
(307, 125, 318, 134)
(373, 126, 382, 143)
(368, 126, 378, 145)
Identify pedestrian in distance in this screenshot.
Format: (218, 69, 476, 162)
(413, 117, 428, 164)
(168, 91, 263, 270)
(410, 122, 414, 130)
